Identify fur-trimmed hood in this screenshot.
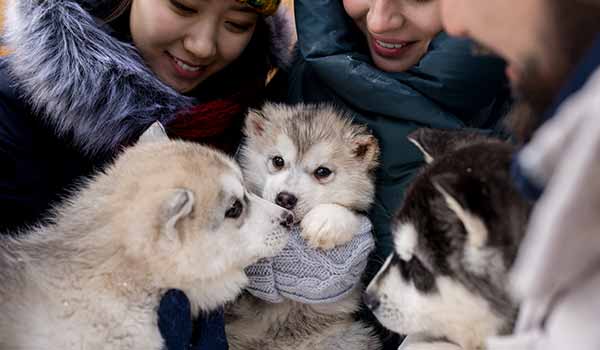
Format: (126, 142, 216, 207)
(2, 0, 292, 157)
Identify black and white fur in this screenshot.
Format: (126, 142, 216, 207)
(365, 129, 531, 350)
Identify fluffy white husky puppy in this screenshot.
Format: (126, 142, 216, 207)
(0, 123, 292, 350)
(226, 103, 382, 350)
(239, 103, 379, 249)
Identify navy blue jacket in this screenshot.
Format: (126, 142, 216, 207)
(0, 61, 101, 233)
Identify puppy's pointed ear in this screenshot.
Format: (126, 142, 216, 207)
(408, 128, 495, 163)
(138, 121, 169, 144)
(433, 173, 488, 248)
(353, 134, 380, 170)
(407, 128, 446, 163)
(244, 109, 269, 138)
(160, 188, 195, 242)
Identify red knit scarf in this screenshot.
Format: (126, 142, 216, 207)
(166, 95, 247, 154)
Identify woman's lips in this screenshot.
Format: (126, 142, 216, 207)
(371, 37, 417, 58)
(167, 53, 207, 80)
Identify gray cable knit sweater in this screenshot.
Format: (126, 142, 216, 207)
(246, 216, 375, 304)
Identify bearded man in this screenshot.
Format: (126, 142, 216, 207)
(439, 1, 600, 349)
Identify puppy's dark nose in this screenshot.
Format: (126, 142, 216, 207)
(280, 212, 294, 229)
(363, 292, 381, 312)
(275, 192, 298, 210)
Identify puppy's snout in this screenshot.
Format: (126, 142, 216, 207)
(275, 192, 298, 210)
(279, 211, 295, 229)
(363, 292, 381, 312)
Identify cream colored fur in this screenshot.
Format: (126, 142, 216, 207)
(227, 103, 382, 350)
(226, 288, 380, 350)
(0, 124, 291, 350)
(300, 203, 365, 249)
(239, 103, 379, 249)
(398, 334, 462, 350)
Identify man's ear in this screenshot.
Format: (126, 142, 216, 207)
(160, 188, 195, 242)
(433, 173, 488, 249)
(352, 134, 380, 170)
(244, 109, 269, 138)
(138, 121, 169, 144)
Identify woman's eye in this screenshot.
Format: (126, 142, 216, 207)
(169, 0, 195, 14)
(271, 156, 285, 170)
(225, 200, 244, 219)
(226, 21, 254, 33)
(314, 167, 332, 179)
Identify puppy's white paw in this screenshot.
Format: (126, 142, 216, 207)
(300, 204, 361, 250)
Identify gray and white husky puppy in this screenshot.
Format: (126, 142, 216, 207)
(365, 129, 532, 350)
(0, 123, 293, 350)
(226, 103, 382, 350)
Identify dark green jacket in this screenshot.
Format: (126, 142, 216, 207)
(287, 0, 511, 262)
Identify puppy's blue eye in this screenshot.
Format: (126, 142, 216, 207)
(272, 156, 285, 169)
(314, 167, 332, 179)
(225, 200, 243, 219)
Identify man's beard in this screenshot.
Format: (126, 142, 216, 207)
(504, 59, 558, 144)
(504, 1, 600, 144)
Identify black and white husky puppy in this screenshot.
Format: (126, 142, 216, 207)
(365, 129, 532, 350)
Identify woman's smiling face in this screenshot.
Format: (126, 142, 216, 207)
(343, 0, 443, 72)
(130, 0, 258, 93)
